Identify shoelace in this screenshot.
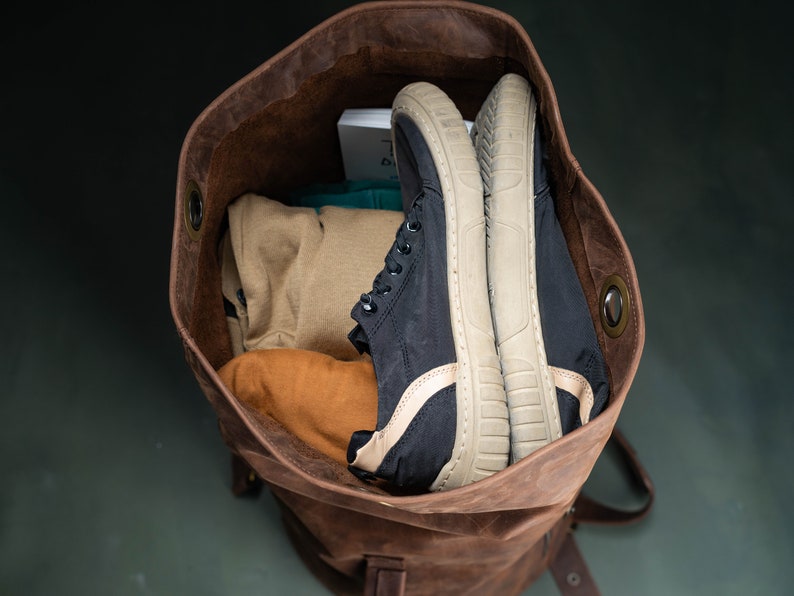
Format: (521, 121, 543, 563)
(359, 193, 424, 314)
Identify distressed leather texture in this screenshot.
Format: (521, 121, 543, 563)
(169, 2, 646, 594)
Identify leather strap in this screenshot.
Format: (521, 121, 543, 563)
(550, 532, 600, 596)
(551, 428, 653, 595)
(230, 451, 263, 496)
(573, 428, 655, 525)
(364, 556, 406, 596)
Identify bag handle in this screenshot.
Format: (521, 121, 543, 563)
(550, 428, 654, 595)
(573, 427, 655, 526)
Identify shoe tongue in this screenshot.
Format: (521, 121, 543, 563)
(347, 323, 371, 355)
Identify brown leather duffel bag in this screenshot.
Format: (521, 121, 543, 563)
(169, 2, 652, 594)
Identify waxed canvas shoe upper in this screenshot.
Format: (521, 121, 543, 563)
(346, 113, 461, 489)
(345, 85, 511, 491)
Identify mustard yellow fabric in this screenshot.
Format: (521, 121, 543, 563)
(218, 348, 378, 466)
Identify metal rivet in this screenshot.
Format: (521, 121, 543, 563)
(599, 274, 630, 338)
(566, 572, 581, 587)
(183, 180, 203, 241)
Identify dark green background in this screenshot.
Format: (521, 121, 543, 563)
(2, 1, 791, 594)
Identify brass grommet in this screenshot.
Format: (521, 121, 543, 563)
(599, 274, 630, 338)
(183, 180, 203, 241)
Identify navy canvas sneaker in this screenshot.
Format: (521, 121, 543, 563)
(471, 73, 609, 456)
(471, 73, 563, 463)
(346, 82, 510, 492)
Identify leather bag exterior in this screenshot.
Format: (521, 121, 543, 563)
(169, 2, 645, 594)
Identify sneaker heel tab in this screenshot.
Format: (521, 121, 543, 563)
(347, 323, 371, 355)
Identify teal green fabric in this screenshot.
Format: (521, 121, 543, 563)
(290, 179, 402, 211)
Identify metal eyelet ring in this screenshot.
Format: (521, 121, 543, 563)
(183, 180, 203, 241)
(406, 220, 421, 233)
(599, 274, 630, 338)
(396, 242, 411, 255)
(360, 293, 377, 314)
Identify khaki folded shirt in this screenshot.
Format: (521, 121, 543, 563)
(221, 193, 403, 360)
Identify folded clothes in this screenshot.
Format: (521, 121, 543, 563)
(221, 193, 403, 359)
(218, 348, 377, 467)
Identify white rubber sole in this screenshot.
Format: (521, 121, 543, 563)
(471, 73, 563, 462)
(392, 82, 510, 491)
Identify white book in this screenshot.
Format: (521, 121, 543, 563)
(337, 108, 397, 181)
(337, 108, 473, 181)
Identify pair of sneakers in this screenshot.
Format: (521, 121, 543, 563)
(346, 74, 609, 492)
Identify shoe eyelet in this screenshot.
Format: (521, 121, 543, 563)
(397, 242, 411, 255)
(406, 220, 421, 233)
(360, 293, 377, 314)
(380, 286, 391, 295)
(388, 264, 402, 275)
